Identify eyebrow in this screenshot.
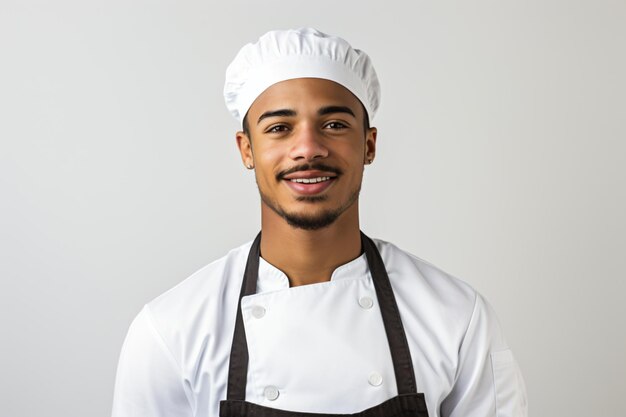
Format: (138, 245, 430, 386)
(256, 105, 357, 125)
(318, 105, 356, 118)
(257, 109, 297, 125)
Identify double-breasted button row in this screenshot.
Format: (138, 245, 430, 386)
(262, 371, 383, 401)
(360, 295, 382, 388)
(252, 295, 374, 320)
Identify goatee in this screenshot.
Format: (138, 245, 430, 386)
(259, 187, 361, 231)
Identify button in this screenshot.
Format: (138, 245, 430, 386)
(264, 385, 279, 401)
(359, 296, 374, 309)
(251, 305, 266, 319)
(368, 372, 383, 387)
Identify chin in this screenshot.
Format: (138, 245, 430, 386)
(260, 186, 361, 231)
(282, 210, 341, 231)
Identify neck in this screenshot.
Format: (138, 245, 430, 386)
(259, 203, 362, 287)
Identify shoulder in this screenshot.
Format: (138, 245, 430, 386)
(114, 240, 254, 412)
(371, 237, 481, 339)
(372, 237, 477, 307)
(147, 240, 252, 315)
(139, 239, 253, 359)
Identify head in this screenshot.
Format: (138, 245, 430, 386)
(224, 28, 380, 230)
(236, 77, 377, 230)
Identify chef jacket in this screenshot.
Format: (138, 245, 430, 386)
(111, 237, 528, 417)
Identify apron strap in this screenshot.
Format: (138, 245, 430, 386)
(226, 232, 262, 400)
(226, 231, 418, 400)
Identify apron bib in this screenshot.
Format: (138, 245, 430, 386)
(220, 232, 430, 417)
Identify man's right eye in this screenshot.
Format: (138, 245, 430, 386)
(266, 124, 289, 133)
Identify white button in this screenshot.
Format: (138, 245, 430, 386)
(368, 372, 383, 386)
(251, 305, 266, 319)
(264, 385, 279, 401)
(359, 296, 374, 309)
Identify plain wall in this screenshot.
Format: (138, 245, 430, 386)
(1, 1, 625, 416)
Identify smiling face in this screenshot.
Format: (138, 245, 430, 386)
(236, 78, 377, 230)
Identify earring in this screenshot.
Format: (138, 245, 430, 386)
(367, 158, 373, 164)
(246, 164, 254, 169)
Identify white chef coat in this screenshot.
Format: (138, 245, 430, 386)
(111, 237, 528, 417)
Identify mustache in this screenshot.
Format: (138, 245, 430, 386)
(276, 163, 343, 181)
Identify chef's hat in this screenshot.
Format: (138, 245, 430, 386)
(224, 28, 380, 126)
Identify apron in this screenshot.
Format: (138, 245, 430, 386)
(220, 232, 430, 417)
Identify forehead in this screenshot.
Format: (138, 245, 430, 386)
(247, 78, 365, 120)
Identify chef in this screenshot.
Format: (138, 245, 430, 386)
(111, 28, 528, 417)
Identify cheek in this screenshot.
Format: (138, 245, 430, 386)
(254, 145, 285, 182)
(337, 142, 365, 167)
(259, 147, 284, 164)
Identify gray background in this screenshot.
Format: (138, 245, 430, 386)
(1, 0, 625, 416)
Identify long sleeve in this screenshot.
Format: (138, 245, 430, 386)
(111, 305, 194, 417)
(440, 294, 528, 417)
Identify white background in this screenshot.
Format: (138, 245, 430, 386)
(1, 1, 625, 416)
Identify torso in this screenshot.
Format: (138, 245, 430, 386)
(145, 237, 478, 416)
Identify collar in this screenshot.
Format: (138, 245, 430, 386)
(256, 252, 370, 293)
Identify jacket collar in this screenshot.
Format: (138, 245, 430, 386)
(256, 252, 369, 293)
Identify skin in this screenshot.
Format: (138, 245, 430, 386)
(236, 78, 377, 286)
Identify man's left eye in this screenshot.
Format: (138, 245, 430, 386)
(324, 121, 347, 129)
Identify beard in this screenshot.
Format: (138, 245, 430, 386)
(259, 185, 361, 231)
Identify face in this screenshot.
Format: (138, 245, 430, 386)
(236, 78, 377, 230)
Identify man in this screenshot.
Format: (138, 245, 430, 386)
(112, 28, 528, 417)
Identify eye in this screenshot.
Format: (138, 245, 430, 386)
(324, 121, 349, 130)
(265, 124, 290, 134)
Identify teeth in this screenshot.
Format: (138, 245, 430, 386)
(289, 176, 332, 184)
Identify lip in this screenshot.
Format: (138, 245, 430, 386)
(282, 170, 338, 180)
(282, 175, 337, 196)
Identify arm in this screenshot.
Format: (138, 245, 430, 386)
(441, 294, 528, 417)
(111, 305, 194, 417)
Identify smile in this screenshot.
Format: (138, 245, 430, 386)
(289, 176, 332, 184)
(282, 175, 337, 196)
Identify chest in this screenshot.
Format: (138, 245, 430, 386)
(239, 276, 398, 413)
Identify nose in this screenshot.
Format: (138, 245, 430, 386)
(288, 123, 329, 161)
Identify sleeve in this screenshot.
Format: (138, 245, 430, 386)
(111, 305, 194, 417)
(440, 294, 528, 417)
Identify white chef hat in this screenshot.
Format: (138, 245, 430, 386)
(224, 28, 380, 126)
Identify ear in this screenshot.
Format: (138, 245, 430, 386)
(236, 131, 254, 169)
(364, 127, 377, 165)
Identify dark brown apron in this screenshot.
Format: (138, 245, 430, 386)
(220, 232, 430, 417)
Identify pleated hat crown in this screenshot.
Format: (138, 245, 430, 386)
(224, 28, 380, 126)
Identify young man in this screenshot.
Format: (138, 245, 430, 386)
(112, 28, 528, 417)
